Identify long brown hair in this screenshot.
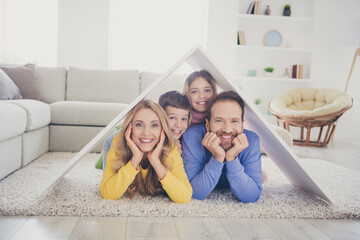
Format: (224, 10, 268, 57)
(183, 70, 218, 101)
(112, 100, 174, 198)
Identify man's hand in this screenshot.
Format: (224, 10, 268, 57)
(202, 132, 225, 163)
(225, 133, 249, 162)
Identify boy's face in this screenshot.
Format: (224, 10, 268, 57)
(165, 106, 190, 140)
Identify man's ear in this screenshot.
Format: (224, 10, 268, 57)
(205, 119, 210, 132)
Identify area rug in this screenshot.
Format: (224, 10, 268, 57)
(0, 152, 359, 218)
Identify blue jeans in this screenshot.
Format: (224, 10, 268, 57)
(102, 130, 119, 170)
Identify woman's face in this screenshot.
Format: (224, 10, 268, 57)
(188, 77, 214, 113)
(131, 108, 162, 152)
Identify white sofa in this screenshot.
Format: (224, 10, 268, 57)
(0, 65, 186, 180)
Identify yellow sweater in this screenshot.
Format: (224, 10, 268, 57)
(100, 132, 192, 203)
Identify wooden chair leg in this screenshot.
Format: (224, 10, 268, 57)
(317, 126, 324, 143)
(300, 126, 304, 142)
(305, 123, 311, 145)
(322, 124, 332, 147)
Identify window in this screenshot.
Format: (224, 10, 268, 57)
(109, 0, 208, 72)
(0, 0, 58, 66)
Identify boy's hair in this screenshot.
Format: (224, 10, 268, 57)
(158, 90, 191, 111)
(206, 91, 245, 121)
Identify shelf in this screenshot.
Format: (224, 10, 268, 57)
(235, 76, 311, 83)
(238, 14, 314, 23)
(236, 45, 312, 53)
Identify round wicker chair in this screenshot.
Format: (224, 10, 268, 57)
(269, 88, 353, 147)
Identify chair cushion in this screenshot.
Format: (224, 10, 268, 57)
(66, 66, 140, 103)
(0, 103, 27, 141)
(270, 88, 353, 117)
(0, 64, 39, 100)
(0, 69, 21, 100)
(36, 66, 67, 103)
(140, 71, 187, 101)
(50, 101, 128, 126)
(7, 100, 51, 131)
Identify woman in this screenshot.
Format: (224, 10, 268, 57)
(183, 70, 217, 126)
(100, 100, 192, 203)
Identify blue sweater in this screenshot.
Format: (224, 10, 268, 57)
(181, 124, 262, 203)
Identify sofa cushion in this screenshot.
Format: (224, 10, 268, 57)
(50, 101, 128, 126)
(0, 68, 21, 100)
(66, 66, 140, 103)
(36, 66, 67, 103)
(140, 71, 187, 101)
(0, 64, 40, 100)
(0, 102, 27, 141)
(7, 100, 51, 131)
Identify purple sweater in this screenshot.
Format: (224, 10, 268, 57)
(181, 124, 262, 203)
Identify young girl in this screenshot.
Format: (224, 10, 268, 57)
(100, 100, 192, 203)
(183, 70, 217, 126)
(158, 90, 191, 154)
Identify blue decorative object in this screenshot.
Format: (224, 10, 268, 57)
(247, 70, 257, 77)
(264, 30, 282, 47)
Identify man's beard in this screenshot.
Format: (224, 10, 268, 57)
(208, 127, 239, 151)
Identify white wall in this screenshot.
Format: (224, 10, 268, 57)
(311, 0, 360, 140)
(57, 0, 109, 69)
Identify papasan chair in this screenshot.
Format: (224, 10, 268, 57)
(269, 88, 353, 147)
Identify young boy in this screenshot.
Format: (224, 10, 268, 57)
(98, 90, 191, 169)
(158, 90, 191, 154)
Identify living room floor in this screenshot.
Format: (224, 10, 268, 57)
(1, 139, 359, 240)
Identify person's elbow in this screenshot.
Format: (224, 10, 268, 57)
(192, 190, 209, 200)
(233, 187, 262, 203)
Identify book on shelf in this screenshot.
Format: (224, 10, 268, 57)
(237, 31, 246, 45)
(246, 1, 260, 15)
(292, 64, 303, 79)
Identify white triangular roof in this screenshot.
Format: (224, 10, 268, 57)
(40, 46, 331, 203)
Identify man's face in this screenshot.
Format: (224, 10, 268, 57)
(206, 100, 243, 151)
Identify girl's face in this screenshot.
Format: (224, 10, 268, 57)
(188, 77, 214, 114)
(165, 106, 189, 140)
(131, 108, 162, 152)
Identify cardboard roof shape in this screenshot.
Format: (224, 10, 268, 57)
(39, 45, 331, 203)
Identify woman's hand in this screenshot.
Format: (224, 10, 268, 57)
(125, 123, 143, 169)
(148, 129, 165, 164)
(148, 130, 167, 180)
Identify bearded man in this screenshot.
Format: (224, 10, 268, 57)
(181, 91, 262, 203)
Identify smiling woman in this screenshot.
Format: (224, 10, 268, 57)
(100, 99, 193, 203)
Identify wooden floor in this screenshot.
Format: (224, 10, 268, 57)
(1, 139, 360, 240)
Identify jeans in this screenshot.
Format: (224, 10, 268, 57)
(102, 130, 119, 170)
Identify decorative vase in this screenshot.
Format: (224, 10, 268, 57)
(265, 5, 271, 15)
(283, 9, 291, 16)
(266, 72, 274, 77)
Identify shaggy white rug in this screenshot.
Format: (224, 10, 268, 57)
(0, 152, 359, 218)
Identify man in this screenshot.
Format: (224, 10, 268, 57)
(181, 91, 262, 203)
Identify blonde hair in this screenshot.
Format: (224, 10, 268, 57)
(112, 99, 174, 198)
(183, 70, 217, 100)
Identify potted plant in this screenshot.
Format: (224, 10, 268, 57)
(264, 67, 274, 77)
(283, 4, 291, 16)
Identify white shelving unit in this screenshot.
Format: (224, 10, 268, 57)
(207, 0, 315, 116)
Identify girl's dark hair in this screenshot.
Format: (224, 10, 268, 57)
(183, 70, 217, 98)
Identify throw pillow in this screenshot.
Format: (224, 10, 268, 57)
(0, 68, 22, 100)
(0, 64, 40, 100)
